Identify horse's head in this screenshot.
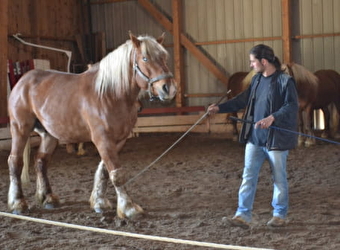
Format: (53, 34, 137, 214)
(281, 63, 293, 76)
(130, 32, 177, 102)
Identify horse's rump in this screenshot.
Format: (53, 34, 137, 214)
(313, 69, 340, 109)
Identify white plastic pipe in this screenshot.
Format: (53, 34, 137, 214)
(12, 33, 72, 72)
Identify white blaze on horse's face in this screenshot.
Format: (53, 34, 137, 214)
(130, 33, 177, 101)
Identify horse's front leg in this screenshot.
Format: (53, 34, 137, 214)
(89, 160, 112, 213)
(110, 169, 144, 219)
(90, 140, 144, 219)
(34, 130, 59, 209)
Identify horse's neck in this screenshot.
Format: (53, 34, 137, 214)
(102, 86, 140, 109)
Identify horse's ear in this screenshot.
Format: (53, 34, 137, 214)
(156, 32, 166, 45)
(129, 31, 140, 48)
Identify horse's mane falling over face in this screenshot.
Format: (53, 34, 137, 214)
(94, 35, 169, 98)
(138, 35, 169, 65)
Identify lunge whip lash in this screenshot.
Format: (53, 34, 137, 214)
(229, 116, 340, 146)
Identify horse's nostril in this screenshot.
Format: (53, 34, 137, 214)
(162, 83, 169, 93)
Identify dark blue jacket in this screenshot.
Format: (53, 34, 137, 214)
(218, 71, 299, 150)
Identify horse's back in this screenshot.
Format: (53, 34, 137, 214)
(228, 72, 249, 98)
(11, 69, 95, 105)
(314, 69, 340, 108)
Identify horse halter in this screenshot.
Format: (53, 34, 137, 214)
(133, 49, 173, 101)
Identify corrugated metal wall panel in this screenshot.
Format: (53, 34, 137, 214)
(91, 0, 169, 52)
(182, 0, 285, 106)
(299, 0, 340, 72)
(90, 0, 340, 107)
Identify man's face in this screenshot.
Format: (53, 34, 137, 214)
(249, 54, 264, 73)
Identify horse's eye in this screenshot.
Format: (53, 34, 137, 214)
(142, 57, 148, 62)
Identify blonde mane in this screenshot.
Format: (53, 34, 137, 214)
(95, 40, 132, 97)
(95, 35, 168, 97)
(138, 35, 168, 64)
(282, 63, 318, 87)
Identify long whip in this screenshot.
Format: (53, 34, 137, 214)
(124, 91, 231, 186)
(229, 116, 340, 146)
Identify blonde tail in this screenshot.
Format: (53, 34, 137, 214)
(21, 138, 31, 186)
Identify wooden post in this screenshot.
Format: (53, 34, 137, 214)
(282, 0, 292, 63)
(172, 0, 185, 107)
(0, 0, 9, 123)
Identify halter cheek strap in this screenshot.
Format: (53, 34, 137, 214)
(133, 50, 173, 101)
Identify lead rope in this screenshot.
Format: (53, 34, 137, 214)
(124, 91, 231, 186)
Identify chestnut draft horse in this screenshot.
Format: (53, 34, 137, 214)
(7, 33, 177, 218)
(225, 70, 256, 140)
(225, 63, 319, 146)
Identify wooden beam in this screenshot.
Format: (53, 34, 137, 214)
(90, 0, 133, 4)
(184, 93, 223, 98)
(293, 32, 340, 39)
(137, 0, 229, 87)
(172, 0, 185, 107)
(282, 0, 292, 63)
(139, 106, 205, 115)
(195, 36, 282, 46)
(0, 0, 8, 123)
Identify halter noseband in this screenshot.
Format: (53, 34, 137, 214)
(133, 49, 173, 101)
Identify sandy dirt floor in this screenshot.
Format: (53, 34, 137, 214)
(0, 133, 339, 250)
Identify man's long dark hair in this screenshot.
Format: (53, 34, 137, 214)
(250, 44, 282, 71)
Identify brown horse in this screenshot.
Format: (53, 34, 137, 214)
(313, 69, 340, 137)
(7, 32, 177, 218)
(281, 63, 318, 146)
(226, 63, 320, 146)
(225, 70, 255, 140)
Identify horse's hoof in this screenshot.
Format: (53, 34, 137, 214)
(94, 207, 104, 213)
(117, 204, 144, 220)
(41, 194, 60, 209)
(12, 207, 30, 215)
(9, 199, 29, 215)
(12, 210, 22, 215)
(44, 203, 56, 210)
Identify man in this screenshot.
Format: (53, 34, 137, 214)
(208, 44, 299, 229)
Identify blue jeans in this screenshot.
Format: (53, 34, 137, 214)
(235, 142, 289, 222)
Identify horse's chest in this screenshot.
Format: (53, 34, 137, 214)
(105, 109, 138, 138)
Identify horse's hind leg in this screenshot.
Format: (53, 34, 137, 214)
(321, 106, 331, 138)
(8, 132, 31, 214)
(226, 112, 239, 141)
(303, 106, 316, 147)
(34, 128, 59, 209)
(8, 120, 33, 214)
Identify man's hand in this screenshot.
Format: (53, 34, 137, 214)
(255, 115, 275, 129)
(207, 104, 219, 115)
